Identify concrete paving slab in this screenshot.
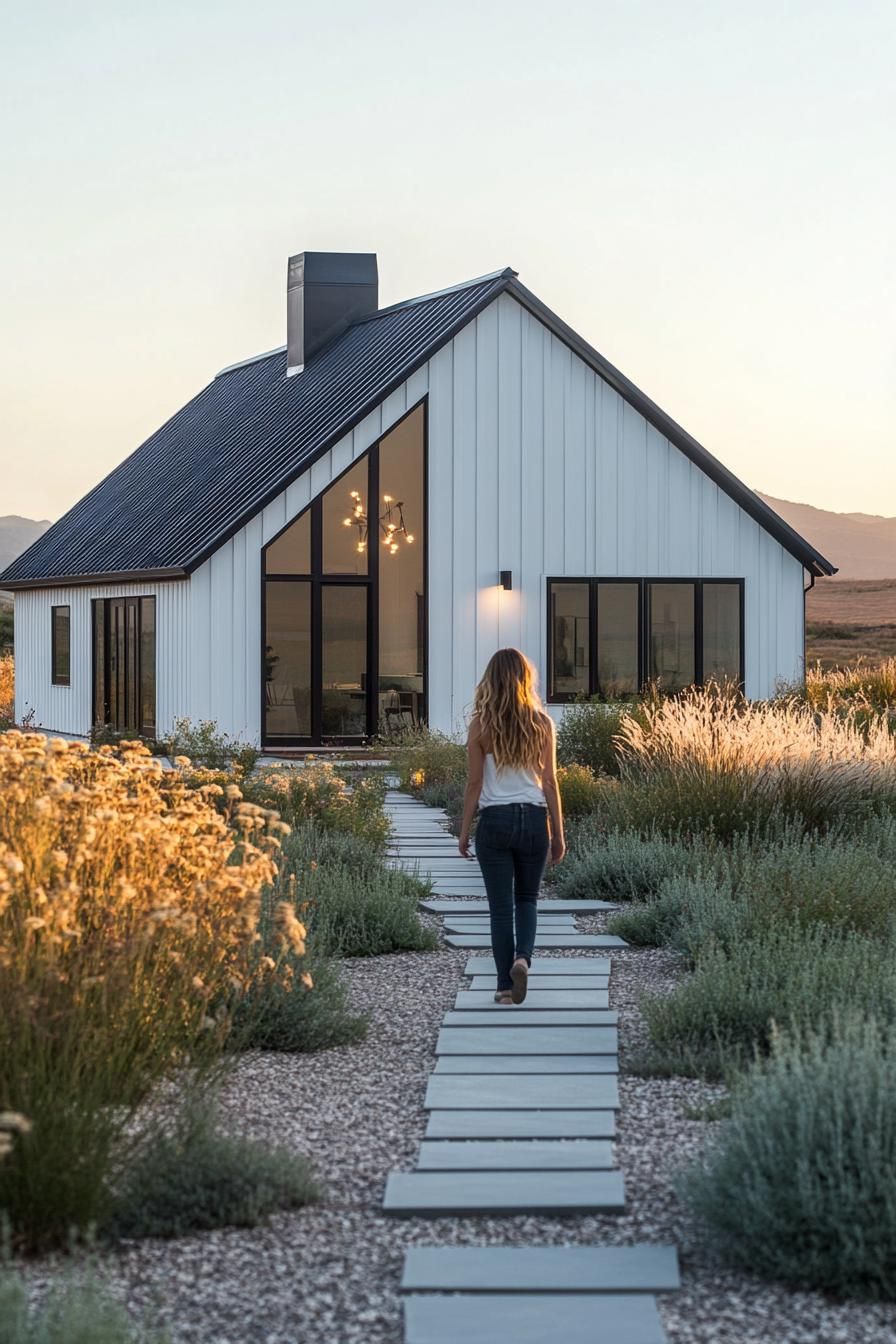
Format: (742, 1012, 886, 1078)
(415, 1139, 615, 1170)
(424, 1073, 619, 1110)
(403, 1293, 665, 1344)
(424, 1108, 616, 1139)
(442, 1010, 617, 1028)
(436, 1025, 618, 1055)
(384, 1168, 625, 1216)
(401, 1244, 680, 1292)
(433, 1055, 617, 1074)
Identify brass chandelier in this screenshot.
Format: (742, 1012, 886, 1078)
(343, 489, 414, 556)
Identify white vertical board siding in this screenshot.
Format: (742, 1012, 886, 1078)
(13, 580, 190, 737)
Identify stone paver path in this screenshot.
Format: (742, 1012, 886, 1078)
(381, 790, 678, 1343)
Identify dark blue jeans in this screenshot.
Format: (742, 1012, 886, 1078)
(475, 803, 550, 991)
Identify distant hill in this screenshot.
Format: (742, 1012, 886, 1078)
(0, 515, 50, 576)
(759, 494, 896, 579)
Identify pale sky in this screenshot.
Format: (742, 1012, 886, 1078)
(1, 0, 894, 522)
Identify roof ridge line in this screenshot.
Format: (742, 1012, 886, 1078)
(213, 269, 517, 378)
(354, 266, 517, 323)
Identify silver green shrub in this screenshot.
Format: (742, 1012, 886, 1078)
(683, 1013, 896, 1299)
(639, 922, 896, 1078)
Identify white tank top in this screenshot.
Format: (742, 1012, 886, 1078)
(479, 753, 546, 808)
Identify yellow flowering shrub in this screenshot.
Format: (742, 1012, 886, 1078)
(0, 731, 294, 1250)
(0, 654, 13, 728)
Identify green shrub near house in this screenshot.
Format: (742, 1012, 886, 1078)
(637, 922, 896, 1079)
(607, 818, 896, 950)
(551, 828, 692, 902)
(555, 697, 643, 776)
(106, 1100, 317, 1241)
(683, 1013, 896, 1300)
(0, 1272, 168, 1344)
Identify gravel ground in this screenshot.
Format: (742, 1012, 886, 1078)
(18, 903, 896, 1343)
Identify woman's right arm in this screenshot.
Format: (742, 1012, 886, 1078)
(541, 715, 566, 865)
(458, 716, 485, 859)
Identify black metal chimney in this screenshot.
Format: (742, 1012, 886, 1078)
(287, 251, 378, 375)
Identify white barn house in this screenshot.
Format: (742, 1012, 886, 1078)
(2, 252, 836, 747)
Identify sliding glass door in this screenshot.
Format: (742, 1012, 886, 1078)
(92, 596, 156, 737)
(262, 402, 425, 745)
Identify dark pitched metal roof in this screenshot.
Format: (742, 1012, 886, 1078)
(2, 267, 836, 587)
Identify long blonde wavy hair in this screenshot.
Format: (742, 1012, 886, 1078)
(473, 648, 550, 772)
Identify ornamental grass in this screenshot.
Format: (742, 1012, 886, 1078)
(0, 732, 294, 1251)
(608, 685, 896, 838)
(803, 656, 896, 713)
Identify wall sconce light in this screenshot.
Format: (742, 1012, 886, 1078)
(499, 570, 513, 591)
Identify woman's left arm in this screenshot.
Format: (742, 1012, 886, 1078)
(458, 717, 485, 859)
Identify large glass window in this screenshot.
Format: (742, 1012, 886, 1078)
(648, 583, 695, 690)
(546, 578, 743, 701)
(51, 605, 70, 686)
(597, 583, 639, 696)
(549, 582, 590, 701)
(702, 582, 742, 685)
(261, 402, 426, 743)
(264, 582, 311, 736)
(378, 404, 425, 729)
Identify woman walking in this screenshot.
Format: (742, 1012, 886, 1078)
(458, 649, 565, 1005)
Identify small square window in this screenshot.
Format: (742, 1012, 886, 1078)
(51, 605, 71, 686)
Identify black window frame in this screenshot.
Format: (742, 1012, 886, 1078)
(546, 576, 745, 702)
(51, 604, 71, 686)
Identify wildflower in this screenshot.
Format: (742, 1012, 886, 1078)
(174, 755, 191, 768)
(300, 972, 314, 989)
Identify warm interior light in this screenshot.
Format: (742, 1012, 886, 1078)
(406, 534, 414, 543)
(383, 493, 392, 502)
(343, 517, 352, 527)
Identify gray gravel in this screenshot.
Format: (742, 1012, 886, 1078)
(16, 901, 896, 1343)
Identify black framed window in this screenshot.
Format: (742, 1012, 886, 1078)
(547, 578, 743, 701)
(51, 605, 70, 686)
